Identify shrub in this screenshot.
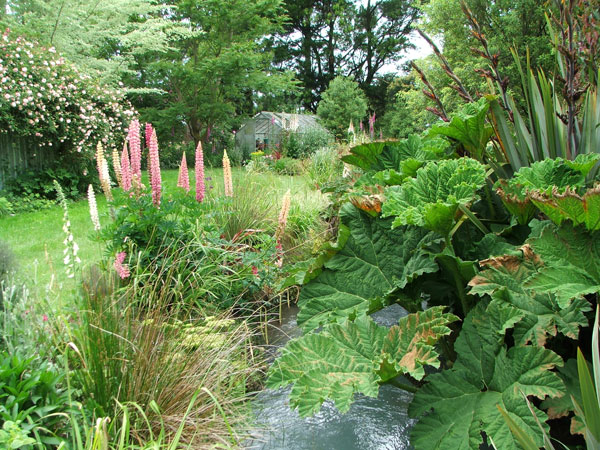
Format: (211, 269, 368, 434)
(0, 197, 13, 216)
(272, 157, 304, 176)
(281, 127, 333, 159)
(1, 192, 54, 213)
(0, 353, 71, 447)
(0, 30, 135, 199)
(100, 181, 282, 310)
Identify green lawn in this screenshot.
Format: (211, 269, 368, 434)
(0, 168, 324, 293)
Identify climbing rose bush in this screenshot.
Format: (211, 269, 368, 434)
(0, 30, 135, 154)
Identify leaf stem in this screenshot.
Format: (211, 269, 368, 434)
(437, 254, 471, 317)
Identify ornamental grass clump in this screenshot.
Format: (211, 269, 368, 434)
(195, 141, 205, 202)
(73, 262, 261, 447)
(177, 151, 190, 192)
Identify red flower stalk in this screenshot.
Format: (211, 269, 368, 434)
(178, 151, 190, 192)
(127, 119, 142, 180)
(195, 141, 205, 202)
(148, 129, 162, 206)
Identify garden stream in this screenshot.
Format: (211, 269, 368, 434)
(247, 304, 415, 450)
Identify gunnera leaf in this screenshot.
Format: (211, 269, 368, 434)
(341, 135, 449, 174)
(267, 307, 457, 417)
(539, 359, 586, 435)
(382, 158, 486, 236)
(495, 155, 596, 225)
(428, 97, 494, 160)
(410, 303, 565, 450)
(297, 203, 441, 331)
(529, 185, 600, 231)
(525, 222, 600, 307)
(469, 253, 590, 346)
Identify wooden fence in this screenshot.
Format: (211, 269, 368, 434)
(0, 133, 54, 190)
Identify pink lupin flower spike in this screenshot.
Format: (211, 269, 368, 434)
(114, 252, 130, 279)
(127, 119, 142, 180)
(148, 129, 162, 207)
(145, 122, 153, 148)
(222, 150, 233, 197)
(195, 141, 205, 202)
(121, 140, 132, 191)
(178, 151, 190, 192)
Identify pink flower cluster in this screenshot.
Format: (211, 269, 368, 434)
(0, 31, 134, 154)
(114, 252, 130, 279)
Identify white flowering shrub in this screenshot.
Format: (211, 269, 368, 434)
(0, 30, 136, 198)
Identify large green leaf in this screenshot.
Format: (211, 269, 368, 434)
(428, 98, 494, 160)
(382, 158, 486, 236)
(297, 203, 441, 331)
(495, 155, 599, 225)
(469, 254, 590, 346)
(410, 303, 565, 450)
(529, 185, 600, 231)
(525, 222, 600, 307)
(341, 135, 448, 173)
(267, 308, 457, 416)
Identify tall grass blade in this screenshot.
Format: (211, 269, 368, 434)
(578, 347, 600, 443)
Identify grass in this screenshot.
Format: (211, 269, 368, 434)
(0, 167, 325, 294)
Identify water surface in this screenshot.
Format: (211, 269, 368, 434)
(249, 304, 415, 450)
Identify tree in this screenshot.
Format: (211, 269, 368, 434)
(2, 0, 178, 88)
(273, 0, 418, 111)
(317, 76, 368, 138)
(133, 0, 296, 146)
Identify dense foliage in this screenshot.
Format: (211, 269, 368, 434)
(269, 94, 600, 448)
